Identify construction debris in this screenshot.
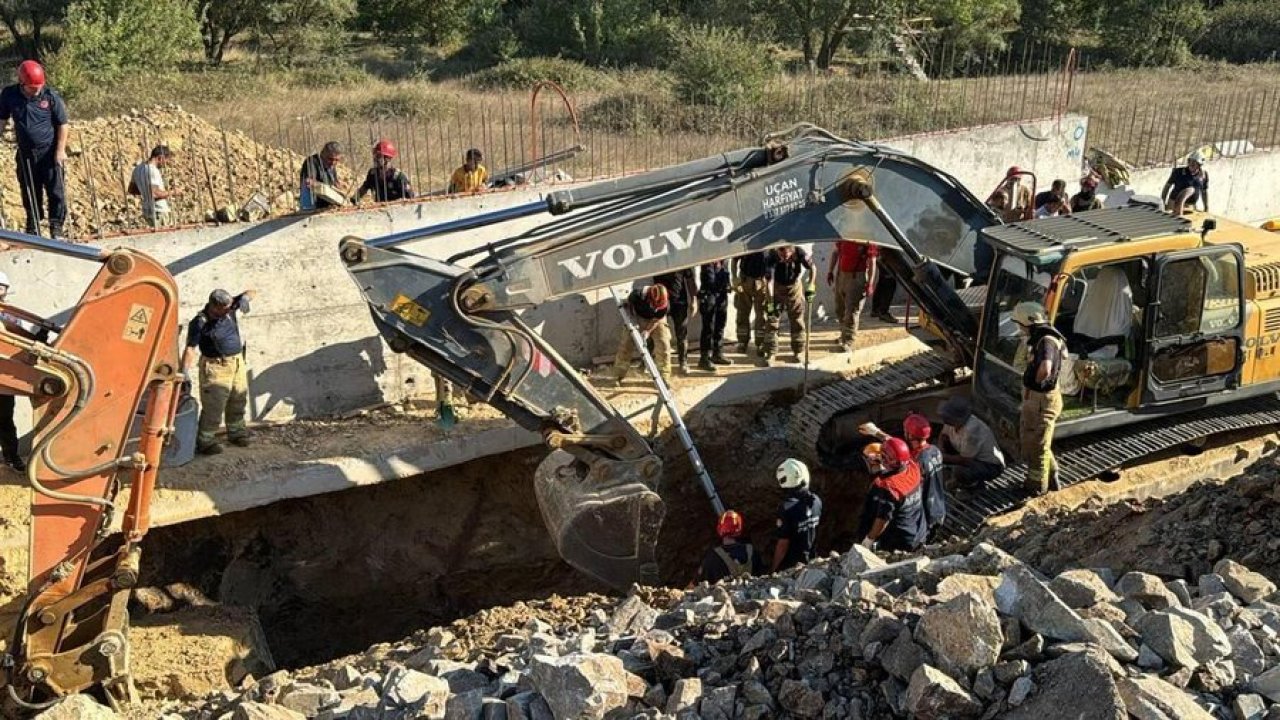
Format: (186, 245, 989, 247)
(123, 538, 1280, 720)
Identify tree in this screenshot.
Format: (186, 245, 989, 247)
(0, 0, 67, 58)
(357, 0, 487, 44)
(778, 0, 874, 70)
(253, 0, 357, 66)
(1100, 0, 1207, 66)
(60, 0, 200, 77)
(921, 0, 1020, 64)
(196, 0, 261, 64)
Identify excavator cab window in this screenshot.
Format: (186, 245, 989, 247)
(1142, 246, 1245, 403)
(973, 254, 1055, 429)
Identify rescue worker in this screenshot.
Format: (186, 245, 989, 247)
(987, 189, 1021, 223)
(773, 457, 822, 572)
(860, 414, 946, 538)
(733, 251, 775, 358)
(1034, 179, 1069, 212)
(1070, 175, 1103, 213)
(434, 373, 464, 428)
(182, 288, 256, 455)
(0, 60, 68, 238)
(354, 139, 414, 203)
(698, 510, 765, 584)
(448, 148, 488, 194)
(871, 268, 898, 324)
(938, 395, 1005, 487)
(0, 271, 42, 471)
(854, 437, 927, 553)
(827, 240, 877, 352)
(1013, 301, 1066, 495)
(299, 141, 344, 209)
(994, 166, 1034, 219)
(654, 269, 696, 375)
(697, 259, 733, 372)
(767, 245, 815, 364)
(128, 145, 178, 228)
(610, 284, 671, 382)
(1162, 151, 1209, 215)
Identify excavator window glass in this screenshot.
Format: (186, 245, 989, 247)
(982, 256, 1052, 368)
(1149, 252, 1242, 384)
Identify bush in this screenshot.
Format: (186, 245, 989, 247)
(327, 85, 458, 121)
(1100, 0, 1207, 66)
(288, 62, 372, 89)
(1196, 1, 1280, 63)
(583, 85, 685, 134)
(465, 57, 617, 92)
(58, 0, 200, 82)
(670, 26, 775, 109)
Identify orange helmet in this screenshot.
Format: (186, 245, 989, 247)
(373, 139, 398, 159)
(716, 510, 744, 539)
(17, 60, 44, 87)
(862, 442, 883, 462)
(645, 284, 669, 311)
(1006, 166, 1022, 178)
(903, 413, 931, 441)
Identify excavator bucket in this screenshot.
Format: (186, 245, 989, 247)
(534, 450, 665, 590)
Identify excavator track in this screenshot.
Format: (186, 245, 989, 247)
(942, 395, 1280, 537)
(788, 350, 962, 467)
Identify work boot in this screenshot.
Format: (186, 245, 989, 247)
(229, 434, 251, 447)
(839, 340, 854, 353)
(758, 351, 774, 367)
(5, 456, 25, 472)
(197, 442, 224, 456)
(711, 350, 733, 366)
(876, 311, 899, 324)
(736, 341, 749, 355)
(678, 360, 690, 376)
(698, 356, 716, 372)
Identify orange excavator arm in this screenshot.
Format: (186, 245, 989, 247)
(0, 237, 180, 710)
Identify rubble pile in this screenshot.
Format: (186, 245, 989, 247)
(118, 540, 1280, 720)
(984, 460, 1280, 581)
(0, 105, 316, 239)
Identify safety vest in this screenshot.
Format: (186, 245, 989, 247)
(713, 545, 755, 579)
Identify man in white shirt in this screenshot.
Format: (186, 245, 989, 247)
(938, 395, 1005, 487)
(129, 145, 178, 228)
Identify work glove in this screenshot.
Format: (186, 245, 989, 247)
(859, 537, 876, 550)
(732, 276, 745, 295)
(804, 284, 816, 300)
(858, 421, 884, 438)
(180, 378, 193, 396)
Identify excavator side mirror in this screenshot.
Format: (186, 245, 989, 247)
(1201, 218, 1217, 239)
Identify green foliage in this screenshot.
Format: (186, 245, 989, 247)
(0, 0, 68, 57)
(923, 0, 1021, 62)
(357, 0, 493, 45)
(327, 84, 458, 120)
(507, 0, 679, 68)
(1099, 0, 1207, 66)
(59, 0, 199, 81)
(465, 57, 619, 91)
(1196, 0, 1280, 63)
(670, 25, 775, 108)
(254, 0, 357, 67)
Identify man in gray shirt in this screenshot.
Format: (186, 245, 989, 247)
(938, 395, 1005, 487)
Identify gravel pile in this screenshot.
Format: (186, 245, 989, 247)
(57, 536, 1280, 720)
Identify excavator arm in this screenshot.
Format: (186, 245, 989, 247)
(0, 234, 181, 709)
(340, 124, 997, 588)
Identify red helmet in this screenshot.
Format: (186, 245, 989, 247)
(645, 284, 669, 311)
(373, 139, 397, 159)
(17, 60, 44, 87)
(903, 413, 931, 441)
(716, 510, 744, 539)
(882, 437, 912, 469)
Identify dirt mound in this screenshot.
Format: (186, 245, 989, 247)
(0, 105, 344, 239)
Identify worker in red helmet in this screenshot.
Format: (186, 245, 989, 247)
(354, 138, 414, 205)
(854, 426, 927, 552)
(991, 164, 1033, 222)
(696, 510, 765, 584)
(0, 60, 69, 238)
(608, 284, 672, 382)
(901, 413, 947, 538)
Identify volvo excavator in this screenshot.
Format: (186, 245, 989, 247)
(342, 123, 1280, 589)
(0, 234, 181, 710)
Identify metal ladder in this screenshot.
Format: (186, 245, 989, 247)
(610, 287, 725, 517)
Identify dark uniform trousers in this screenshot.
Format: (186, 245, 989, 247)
(16, 149, 66, 236)
(698, 290, 729, 359)
(0, 394, 19, 462)
(768, 282, 806, 354)
(668, 300, 690, 366)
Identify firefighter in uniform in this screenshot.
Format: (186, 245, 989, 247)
(697, 510, 764, 584)
(697, 259, 733, 372)
(610, 284, 672, 381)
(733, 251, 776, 358)
(855, 437, 927, 553)
(1013, 301, 1066, 495)
(654, 269, 696, 375)
(772, 458, 822, 572)
(766, 245, 815, 364)
(861, 415, 947, 540)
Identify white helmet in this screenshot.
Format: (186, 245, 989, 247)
(776, 458, 810, 489)
(1188, 151, 1205, 165)
(1012, 301, 1048, 326)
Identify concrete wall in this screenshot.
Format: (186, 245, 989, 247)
(1125, 150, 1280, 224)
(12, 113, 1279, 427)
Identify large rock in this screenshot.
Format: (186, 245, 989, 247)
(1117, 675, 1214, 720)
(665, 678, 702, 714)
(231, 705, 305, 720)
(1003, 651, 1125, 720)
(384, 667, 450, 716)
(606, 596, 658, 636)
(840, 545, 886, 576)
(933, 574, 1000, 606)
(904, 665, 982, 720)
(1228, 626, 1267, 678)
(777, 679, 825, 719)
(445, 690, 486, 720)
(1116, 573, 1179, 610)
(879, 627, 930, 681)
(35, 696, 120, 720)
(1049, 569, 1121, 609)
(529, 653, 629, 720)
(965, 543, 1022, 576)
(505, 692, 554, 720)
(699, 685, 737, 720)
(1215, 560, 1277, 604)
(995, 565, 1088, 642)
(1134, 607, 1231, 670)
(1250, 665, 1280, 703)
(280, 683, 342, 716)
(1080, 618, 1139, 663)
(915, 593, 1002, 679)
(1234, 694, 1267, 720)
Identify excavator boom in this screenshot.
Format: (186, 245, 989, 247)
(342, 124, 998, 588)
(0, 234, 181, 709)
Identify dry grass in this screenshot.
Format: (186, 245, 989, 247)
(64, 60, 1280, 195)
